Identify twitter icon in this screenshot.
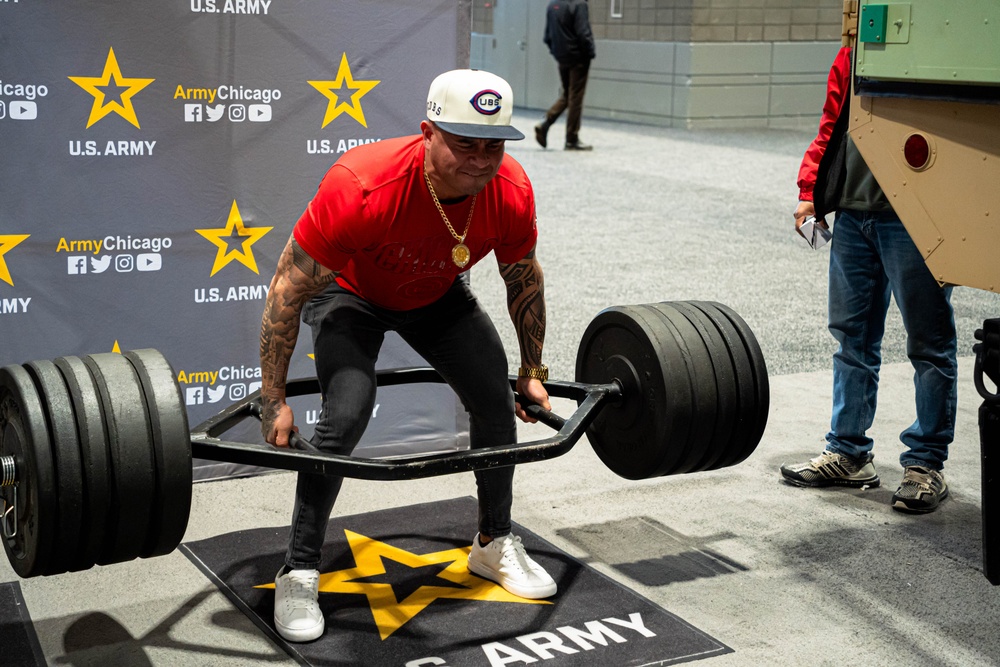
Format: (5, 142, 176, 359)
(206, 104, 225, 122)
(91, 256, 112, 273)
(207, 385, 227, 403)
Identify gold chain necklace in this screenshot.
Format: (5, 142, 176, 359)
(424, 168, 476, 268)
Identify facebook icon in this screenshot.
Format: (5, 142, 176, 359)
(186, 386, 204, 405)
(185, 104, 202, 122)
(67, 256, 88, 274)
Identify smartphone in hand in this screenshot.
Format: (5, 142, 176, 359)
(800, 216, 832, 249)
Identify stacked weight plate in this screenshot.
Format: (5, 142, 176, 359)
(0, 349, 192, 577)
(575, 300, 769, 480)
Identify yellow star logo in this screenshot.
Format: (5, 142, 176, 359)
(68, 47, 155, 129)
(195, 200, 273, 277)
(308, 53, 380, 128)
(0, 234, 30, 287)
(257, 530, 548, 639)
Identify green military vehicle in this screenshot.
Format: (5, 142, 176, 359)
(844, 0, 1000, 581)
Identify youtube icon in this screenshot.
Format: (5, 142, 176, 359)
(10, 101, 37, 120)
(249, 103, 271, 122)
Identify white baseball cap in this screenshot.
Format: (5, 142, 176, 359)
(426, 69, 525, 141)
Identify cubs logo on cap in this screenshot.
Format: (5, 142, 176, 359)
(425, 69, 525, 140)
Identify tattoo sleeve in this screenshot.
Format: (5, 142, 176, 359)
(259, 235, 338, 426)
(499, 247, 546, 368)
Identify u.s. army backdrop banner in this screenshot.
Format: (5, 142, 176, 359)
(0, 0, 472, 479)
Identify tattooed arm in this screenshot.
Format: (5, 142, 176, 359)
(259, 234, 338, 446)
(498, 245, 551, 423)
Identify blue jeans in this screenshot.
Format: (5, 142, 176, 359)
(825, 209, 957, 471)
(284, 278, 516, 571)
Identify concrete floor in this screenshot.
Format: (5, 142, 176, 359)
(5, 111, 1000, 666)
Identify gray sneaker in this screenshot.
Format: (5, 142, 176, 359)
(780, 450, 880, 488)
(892, 466, 948, 513)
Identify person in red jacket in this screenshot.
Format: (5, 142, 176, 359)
(259, 69, 557, 643)
(779, 47, 958, 514)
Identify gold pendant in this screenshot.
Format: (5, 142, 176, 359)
(451, 243, 471, 268)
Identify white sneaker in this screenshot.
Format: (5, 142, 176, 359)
(273, 567, 324, 642)
(467, 533, 557, 599)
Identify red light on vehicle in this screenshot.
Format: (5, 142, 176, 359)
(903, 133, 931, 170)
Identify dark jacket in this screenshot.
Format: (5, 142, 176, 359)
(543, 0, 596, 64)
(798, 47, 890, 220)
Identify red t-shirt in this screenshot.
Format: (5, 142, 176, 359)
(294, 135, 538, 310)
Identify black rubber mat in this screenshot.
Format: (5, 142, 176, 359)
(180, 496, 732, 666)
(0, 581, 46, 666)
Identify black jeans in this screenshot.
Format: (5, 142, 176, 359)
(285, 278, 517, 570)
(543, 60, 591, 143)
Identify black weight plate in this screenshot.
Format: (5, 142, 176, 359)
(689, 302, 764, 468)
(54, 355, 111, 572)
(669, 301, 739, 472)
(83, 353, 155, 566)
(685, 302, 758, 469)
(642, 303, 718, 475)
(0, 364, 56, 578)
(24, 360, 83, 576)
(624, 304, 703, 476)
(123, 349, 192, 559)
(711, 302, 769, 465)
(668, 301, 736, 472)
(575, 306, 693, 479)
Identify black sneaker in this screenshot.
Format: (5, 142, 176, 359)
(564, 140, 593, 151)
(534, 124, 548, 149)
(780, 450, 880, 488)
(892, 466, 948, 513)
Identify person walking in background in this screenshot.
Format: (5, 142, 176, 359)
(535, 0, 596, 151)
(779, 46, 958, 514)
